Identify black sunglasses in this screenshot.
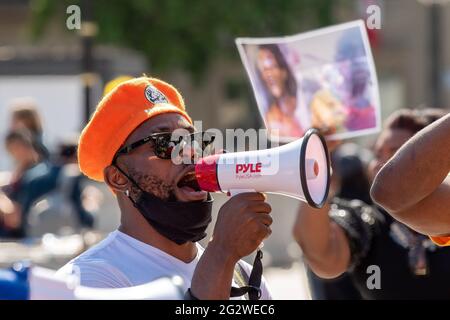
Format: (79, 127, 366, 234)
(113, 131, 215, 162)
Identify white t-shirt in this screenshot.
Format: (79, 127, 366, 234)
(57, 230, 272, 300)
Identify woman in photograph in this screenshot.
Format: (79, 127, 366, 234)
(255, 44, 304, 138)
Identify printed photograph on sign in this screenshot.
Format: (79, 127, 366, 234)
(236, 20, 381, 142)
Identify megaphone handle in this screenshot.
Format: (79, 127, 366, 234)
(228, 189, 264, 250)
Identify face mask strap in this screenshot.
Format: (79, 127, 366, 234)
(113, 164, 146, 203)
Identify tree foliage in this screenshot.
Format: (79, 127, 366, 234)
(30, 0, 340, 79)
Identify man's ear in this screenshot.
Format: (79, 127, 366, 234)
(104, 164, 129, 193)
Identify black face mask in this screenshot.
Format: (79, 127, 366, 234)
(116, 166, 213, 245)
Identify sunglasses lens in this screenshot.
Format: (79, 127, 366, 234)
(153, 132, 216, 160)
(154, 133, 174, 159)
(201, 133, 215, 156)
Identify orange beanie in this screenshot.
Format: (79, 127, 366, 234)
(78, 76, 193, 182)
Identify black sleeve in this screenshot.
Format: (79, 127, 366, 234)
(329, 198, 383, 270)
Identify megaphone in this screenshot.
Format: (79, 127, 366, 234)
(195, 128, 330, 208)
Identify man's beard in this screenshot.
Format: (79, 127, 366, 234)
(118, 164, 213, 245)
(127, 167, 176, 202)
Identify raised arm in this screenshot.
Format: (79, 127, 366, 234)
(371, 113, 450, 235)
(293, 201, 350, 279)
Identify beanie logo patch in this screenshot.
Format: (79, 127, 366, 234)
(145, 85, 168, 104)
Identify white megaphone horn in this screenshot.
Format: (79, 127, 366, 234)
(195, 128, 331, 208)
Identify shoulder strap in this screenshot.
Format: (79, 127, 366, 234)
(229, 250, 263, 300)
(233, 261, 250, 300)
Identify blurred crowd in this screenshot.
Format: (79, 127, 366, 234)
(0, 99, 98, 240)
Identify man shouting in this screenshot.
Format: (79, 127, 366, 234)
(58, 77, 272, 300)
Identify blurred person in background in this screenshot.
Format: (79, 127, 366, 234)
(420, 108, 449, 124)
(9, 98, 49, 160)
(330, 143, 372, 204)
(371, 109, 450, 247)
(306, 143, 371, 300)
(0, 131, 96, 238)
(0, 130, 50, 238)
(54, 136, 97, 229)
(57, 77, 273, 300)
(25, 135, 97, 236)
(293, 109, 450, 299)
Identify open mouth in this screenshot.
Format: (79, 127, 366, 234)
(175, 168, 208, 202)
(177, 171, 201, 192)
